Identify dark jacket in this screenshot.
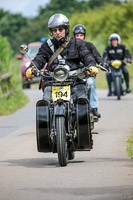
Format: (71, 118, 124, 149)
(85, 41, 103, 64)
(103, 44, 132, 62)
(30, 37, 96, 71)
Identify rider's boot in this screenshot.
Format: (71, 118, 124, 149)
(68, 151, 75, 160)
(92, 108, 101, 118)
(126, 87, 131, 93)
(121, 84, 126, 95)
(107, 90, 113, 96)
(124, 72, 131, 93)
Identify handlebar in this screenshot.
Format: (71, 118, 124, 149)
(107, 60, 131, 66)
(32, 64, 111, 79)
(96, 65, 111, 73)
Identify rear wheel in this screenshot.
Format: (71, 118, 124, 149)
(116, 77, 121, 100)
(56, 116, 68, 166)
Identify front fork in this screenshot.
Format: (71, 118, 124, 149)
(50, 101, 75, 153)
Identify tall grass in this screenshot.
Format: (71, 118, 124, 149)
(126, 130, 133, 159)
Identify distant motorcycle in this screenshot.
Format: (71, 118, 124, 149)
(20, 44, 109, 167)
(109, 60, 126, 100)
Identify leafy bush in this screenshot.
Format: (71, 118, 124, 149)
(0, 35, 13, 74)
(70, 2, 133, 54)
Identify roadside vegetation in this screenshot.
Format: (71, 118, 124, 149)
(0, 35, 29, 116)
(126, 130, 133, 159)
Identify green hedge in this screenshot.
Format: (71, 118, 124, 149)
(0, 35, 13, 74)
(70, 2, 133, 55)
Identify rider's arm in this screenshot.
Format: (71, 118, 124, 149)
(76, 39, 96, 67)
(85, 42, 103, 64)
(28, 42, 52, 70)
(123, 45, 132, 64)
(103, 46, 110, 62)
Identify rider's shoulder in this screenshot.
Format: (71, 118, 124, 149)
(71, 37, 84, 44)
(105, 46, 110, 50)
(85, 41, 96, 49)
(119, 44, 126, 49)
(41, 39, 51, 49)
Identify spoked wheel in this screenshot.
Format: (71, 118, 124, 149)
(115, 77, 121, 100)
(56, 116, 68, 166)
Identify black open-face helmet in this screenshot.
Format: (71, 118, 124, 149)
(73, 24, 86, 37)
(48, 13, 70, 36)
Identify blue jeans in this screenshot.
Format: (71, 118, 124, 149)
(87, 77, 98, 109)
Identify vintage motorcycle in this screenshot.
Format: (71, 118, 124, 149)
(20, 44, 108, 167)
(109, 60, 126, 100)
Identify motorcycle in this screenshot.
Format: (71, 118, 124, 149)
(20, 44, 108, 167)
(109, 60, 126, 100)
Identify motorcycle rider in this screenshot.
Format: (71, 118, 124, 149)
(26, 14, 96, 102)
(103, 33, 132, 96)
(73, 24, 106, 118)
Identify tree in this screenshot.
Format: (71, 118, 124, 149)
(0, 12, 28, 52)
(88, 0, 121, 8)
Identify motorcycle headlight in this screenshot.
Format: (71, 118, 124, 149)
(53, 66, 69, 82)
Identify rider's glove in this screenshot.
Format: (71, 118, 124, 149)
(126, 58, 132, 64)
(87, 66, 99, 76)
(26, 66, 35, 79)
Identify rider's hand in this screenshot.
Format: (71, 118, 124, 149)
(126, 58, 132, 64)
(87, 66, 99, 76)
(26, 66, 35, 79)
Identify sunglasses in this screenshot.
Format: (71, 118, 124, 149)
(52, 27, 65, 33)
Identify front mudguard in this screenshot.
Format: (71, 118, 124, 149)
(54, 104, 66, 117)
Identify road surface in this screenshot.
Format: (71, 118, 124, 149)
(0, 89, 133, 200)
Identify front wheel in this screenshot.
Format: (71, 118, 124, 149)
(115, 76, 121, 100)
(56, 116, 68, 166)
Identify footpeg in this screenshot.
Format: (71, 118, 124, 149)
(94, 116, 99, 122)
(92, 132, 99, 134)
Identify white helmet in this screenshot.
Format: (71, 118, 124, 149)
(109, 33, 121, 44)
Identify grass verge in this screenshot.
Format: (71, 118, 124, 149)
(0, 90, 29, 116)
(126, 130, 133, 159)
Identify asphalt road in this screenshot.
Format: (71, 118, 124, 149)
(0, 89, 133, 200)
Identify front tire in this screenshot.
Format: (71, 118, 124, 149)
(56, 116, 68, 166)
(115, 77, 121, 100)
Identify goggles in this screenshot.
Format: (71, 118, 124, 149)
(52, 27, 65, 33)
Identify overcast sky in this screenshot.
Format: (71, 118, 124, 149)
(0, 0, 50, 17)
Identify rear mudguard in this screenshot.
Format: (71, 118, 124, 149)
(76, 98, 92, 150)
(36, 100, 51, 152)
